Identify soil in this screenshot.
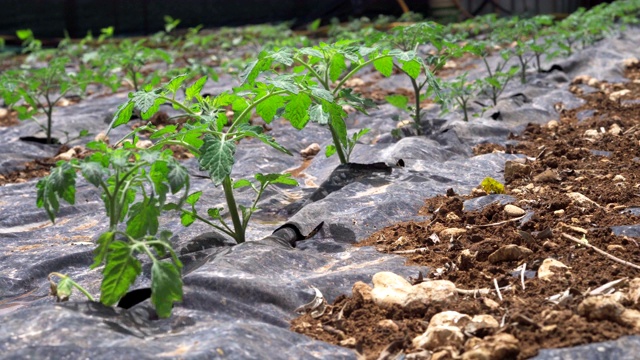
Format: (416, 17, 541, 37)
(291, 63, 640, 358)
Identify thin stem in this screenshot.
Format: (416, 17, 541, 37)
(179, 208, 236, 239)
(328, 123, 348, 164)
(222, 176, 245, 243)
(49, 272, 96, 302)
(293, 58, 328, 89)
(410, 77, 422, 135)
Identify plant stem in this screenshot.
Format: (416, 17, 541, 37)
(222, 176, 245, 243)
(328, 123, 348, 164)
(410, 77, 422, 135)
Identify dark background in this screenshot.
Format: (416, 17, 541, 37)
(0, 0, 614, 39)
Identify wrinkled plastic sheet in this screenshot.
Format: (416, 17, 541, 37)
(2, 29, 640, 359)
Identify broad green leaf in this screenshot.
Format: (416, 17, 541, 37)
(167, 164, 189, 193)
(256, 94, 284, 123)
(373, 56, 394, 77)
(385, 94, 409, 110)
(329, 53, 346, 82)
(111, 101, 135, 128)
(269, 48, 294, 66)
(80, 162, 105, 187)
(325, 144, 337, 158)
(284, 93, 311, 130)
(268, 79, 298, 94)
(132, 91, 162, 119)
(233, 179, 252, 189)
(36, 162, 77, 222)
(55, 276, 74, 301)
(207, 207, 222, 219)
(91, 231, 115, 269)
(165, 74, 189, 94)
(198, 135, 236, 185)
(127, 200, 160, 238)
(299, 47, 323, 59)
(311, 88, 333, 103)
(100, 241, 141, 306)
(401, 59, 422, 80)
(255, 173, 298, 186)
(186, 76, 207, 101)
(181, 212, 196, 226)
(151, 261, 183, 318)
(150, 125, 177, 139)
(309, 104, 329, 125)
(186, 191, 202, 205)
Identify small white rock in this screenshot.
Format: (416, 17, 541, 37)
(412, 325, 465, 350)
(613, 175, 626, 182)
(54, 148, 76, 161)
(135, 140, 153, 149)
(300, 143, 321, 158)
(439, 228, 467, 237)
(428, 311, 472, 329)
(610, 89, 631, 102)
(609, 123, 623, 136)
(504, 204, 525, 217)
(584, 129, 600, 138)
(538, 258, 569, 281)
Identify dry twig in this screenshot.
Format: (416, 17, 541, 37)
(561, 233, 640, 270)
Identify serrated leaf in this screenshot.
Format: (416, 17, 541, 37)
(269, 48, 294, 66)
(299, 47, 323, 59)
(284, 93, 311, 130)
(186, 76, 207, 101)
(151, 261, 183, 318)
(167, 164, 189, 193)
(309, 104, 329, 125)
(165, 74, 189, 94)
(256, 95, 284, 123)
(91, 231, 115, 269)
(36, 162, 77, 222)
(401, 59, 422, 79)
(311, 88, 333, 102)
(198, 135, 236, 185)
(268, 79, 299, 94)
(329, 53, 346, 82)
(131, 91, 161, 117)
(100, 241, 141, 306)
(126, 200, 160, 238)
(111, 101, 135, 128)
(373, 56, 394, 77)
(80, 162, 105, 187)
(385, 94, 409, 110)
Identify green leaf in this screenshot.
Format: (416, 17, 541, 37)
(284, 93, 311, 130)
(167, 164, 189, 193)
(132, 91, 162, 119)
(80, 162, 105, 187)
(373, 56, 394, 77)
(112, 101, 135, 128)
(311, 88, 334, 103)
(165, 74, 189, 94)
(207, 208, 222, 219)
(255, 173, 298, 186)
(36, 162, 77, 223)
(181, 212, 196, 226)
(329, 53, 346, 82)
(185, 76, 207, 101)
(269, 48, 294, 66)
(401, 59, 422, 80)
(256, 94, 284, 123)
(91, 231, 115, 269)
(309, 104, 329, 125)
(325, 144, 337, 158)
(127, 200, 160, 238)
(299, 47, 323, 59)
(100, 241, 141, 306)
(151, 261, 183, 318)
(268, 79, 299, 94)
(385, 94, 409, 110)
(233, 179, 252, 189)
(198, 135, 236, 185)
(55, 276, 74, 301)
(186, 191, 202, 205)
(236, 123, 292, 155)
